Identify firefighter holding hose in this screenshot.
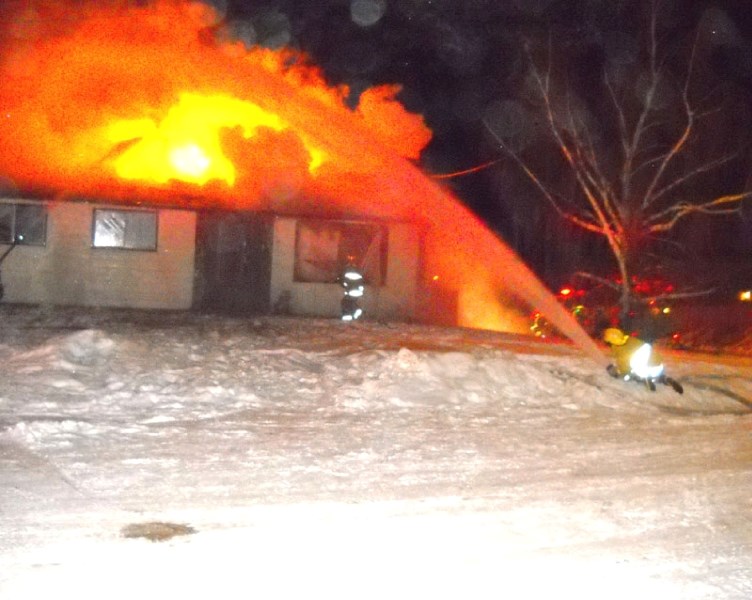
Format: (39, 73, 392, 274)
(602, 327, 683, 394)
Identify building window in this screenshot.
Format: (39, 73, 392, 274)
(0, 203, 47, 246)
(294, 219, 388, 285)
(93, 209, 158, 250)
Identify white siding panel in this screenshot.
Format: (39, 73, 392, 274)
(0, 200, 196, 310)
(379, 222, 420, 319)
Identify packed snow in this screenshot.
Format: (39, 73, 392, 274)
(1, 305, 751, 599)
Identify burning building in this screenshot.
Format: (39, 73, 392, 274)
(0, 1, 604, 361)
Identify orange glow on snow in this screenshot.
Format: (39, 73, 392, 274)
(0, 0, 604, 362)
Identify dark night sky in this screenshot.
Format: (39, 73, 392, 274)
(218, 0, 752, 284)
(219, 0, 752, 148)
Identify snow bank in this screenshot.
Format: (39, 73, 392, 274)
(1, 306, 750, 599)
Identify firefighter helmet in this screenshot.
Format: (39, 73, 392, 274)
(603, 327, 629, 346)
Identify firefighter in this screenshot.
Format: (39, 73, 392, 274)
(602, 327, 683, 393)
(339, 261, 365, 321)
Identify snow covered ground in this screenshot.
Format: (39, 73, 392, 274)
(1, 305, 751, 599)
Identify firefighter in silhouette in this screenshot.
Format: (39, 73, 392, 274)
(602, 327, 683, 393)
(338, 258, 365, 321)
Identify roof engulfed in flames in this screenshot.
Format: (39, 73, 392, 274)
(0, 0, 431, 210)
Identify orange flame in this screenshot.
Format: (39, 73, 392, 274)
(0, 0, 605, 362)
(0, 1, 427, 203)
(104, 92, 326, 186)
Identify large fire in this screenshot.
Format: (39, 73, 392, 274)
(0, 1, 426, 204)
(105, 92, 326, 186)
(0, 0, 604, 362)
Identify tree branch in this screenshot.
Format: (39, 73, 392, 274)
(647, 192, 750, 232)
(648, 153, 739, 206)
(483, 120, 604, 234)
(641, 17, 701, 210)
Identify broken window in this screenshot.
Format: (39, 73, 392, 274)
(294, 219, 387, 285)
(0, 203, 47, 246)
(93, 209, 158, 250)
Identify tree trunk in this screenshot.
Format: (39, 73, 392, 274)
(610, 239, 633, 326)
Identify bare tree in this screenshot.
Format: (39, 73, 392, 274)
(484, 1, 751, 321)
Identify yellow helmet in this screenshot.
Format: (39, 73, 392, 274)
(603, 327, 628, 346)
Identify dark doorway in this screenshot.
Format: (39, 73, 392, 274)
(193, 211, 273, 314)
